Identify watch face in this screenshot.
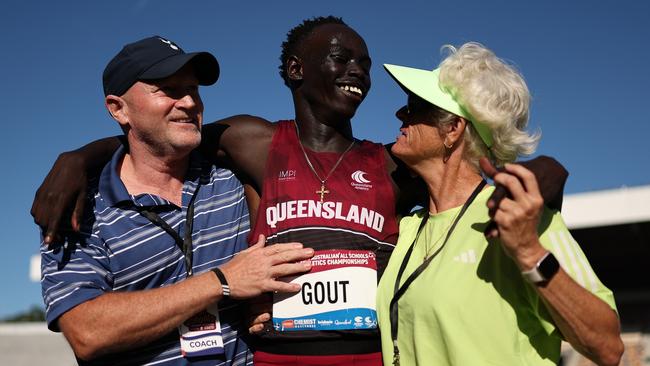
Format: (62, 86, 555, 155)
(539, 252, 560, 281)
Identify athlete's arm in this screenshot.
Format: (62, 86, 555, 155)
(58, 238, 313, 361)
(386, 145, 568, 218)
(383, 144, 428, 218)
(200, 114, 275, 191)
(32, 136, 122, 244)
(32, 115, 275, 245)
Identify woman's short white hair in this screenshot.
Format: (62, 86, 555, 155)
(438, 42, 540, 166)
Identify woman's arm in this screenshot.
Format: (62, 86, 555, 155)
(488, 163, 624, 366)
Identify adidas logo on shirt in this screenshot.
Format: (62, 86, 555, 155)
(453, 249, 477, 264)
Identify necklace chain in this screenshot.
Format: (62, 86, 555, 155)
(294, 121, 355, 202)
(423, 209, 461, 260)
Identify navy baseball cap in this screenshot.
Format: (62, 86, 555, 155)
(102, 36, 220, 96)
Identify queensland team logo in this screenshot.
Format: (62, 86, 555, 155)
(351, 170, 372, 191)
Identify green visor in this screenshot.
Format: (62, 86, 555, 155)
(383, 64, 494, 149)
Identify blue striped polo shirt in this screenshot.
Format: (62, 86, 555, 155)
(40, 146, 252, 366)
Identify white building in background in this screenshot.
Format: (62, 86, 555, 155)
(562, 185, 650, 229)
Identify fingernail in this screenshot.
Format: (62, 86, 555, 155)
(304, 262, 312, 270)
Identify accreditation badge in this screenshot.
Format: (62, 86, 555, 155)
(178, 303, 224, 357)
(273, 249, 378, 331)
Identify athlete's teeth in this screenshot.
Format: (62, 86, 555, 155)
(339, 85, 362, 97)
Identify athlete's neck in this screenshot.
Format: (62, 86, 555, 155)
(293, 97, 355, 153)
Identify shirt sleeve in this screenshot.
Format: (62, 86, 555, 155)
(533, 208, 617, 334)
(40, 231, 112, 331)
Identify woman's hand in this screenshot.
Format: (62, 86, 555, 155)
(487, 163, 547, 270)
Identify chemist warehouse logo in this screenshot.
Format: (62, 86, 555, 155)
(351, 170, 373, 191)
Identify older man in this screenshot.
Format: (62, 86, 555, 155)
(39, 36, 313, 366)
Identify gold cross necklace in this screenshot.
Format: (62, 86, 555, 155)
(294, 121, 355, 203)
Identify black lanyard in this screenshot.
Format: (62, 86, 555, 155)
(137, 185, 201, 277)
(389, 180, 486, 366)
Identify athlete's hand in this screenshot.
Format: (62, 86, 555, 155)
(480, 156, 567, 237)
(219, 235, 313, 299)
(31, 151, 88, 245)
(248, 309, 271, 335)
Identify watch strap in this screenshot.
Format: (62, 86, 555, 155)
(522, 251, 559, 284)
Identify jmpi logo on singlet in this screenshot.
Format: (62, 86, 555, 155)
(266, 200, 384, 232)
(278, 170, 297, 182)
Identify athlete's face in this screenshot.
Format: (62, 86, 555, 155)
(296, 24, 372, 120)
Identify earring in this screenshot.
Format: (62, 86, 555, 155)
(443, 138, 453, 163)
(443, 138, 454, 150)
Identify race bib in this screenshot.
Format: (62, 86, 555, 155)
(273, 249, 378, 331)
(178, 303, 224, 357)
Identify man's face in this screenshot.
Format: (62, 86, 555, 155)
(121, 64, 204, 155)
(297, 24, 372, 120)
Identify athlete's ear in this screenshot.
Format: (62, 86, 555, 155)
(287, 55, 303, 82)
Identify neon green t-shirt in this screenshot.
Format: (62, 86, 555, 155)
(377, 187, 616, 366)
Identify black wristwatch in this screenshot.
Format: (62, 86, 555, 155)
(521, 251, 560, 285)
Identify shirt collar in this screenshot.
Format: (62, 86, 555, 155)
(99, 145, 210, 208)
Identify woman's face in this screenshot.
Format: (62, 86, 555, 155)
(391, 94, 446, 165)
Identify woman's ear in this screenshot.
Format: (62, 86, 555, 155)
(445, 117, 468, 146)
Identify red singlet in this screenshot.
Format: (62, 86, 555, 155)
(250, 121, 398, 361)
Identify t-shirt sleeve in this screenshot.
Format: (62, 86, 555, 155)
(533, 208, 617, 334)
(40, 232, 112, 331)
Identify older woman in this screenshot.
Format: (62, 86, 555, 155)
(376, 43, 623, 366)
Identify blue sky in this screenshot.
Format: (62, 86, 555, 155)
(1, 0, 648, 318)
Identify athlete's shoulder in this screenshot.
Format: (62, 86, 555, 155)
(216, 114, 276, 135)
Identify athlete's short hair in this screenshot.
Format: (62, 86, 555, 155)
(279, 16, 347, 88)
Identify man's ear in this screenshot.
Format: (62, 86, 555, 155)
(287, 55, 303, 82)
(105, 95, 129, 129)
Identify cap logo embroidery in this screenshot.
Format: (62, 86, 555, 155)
(158, 37, 179, 51)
